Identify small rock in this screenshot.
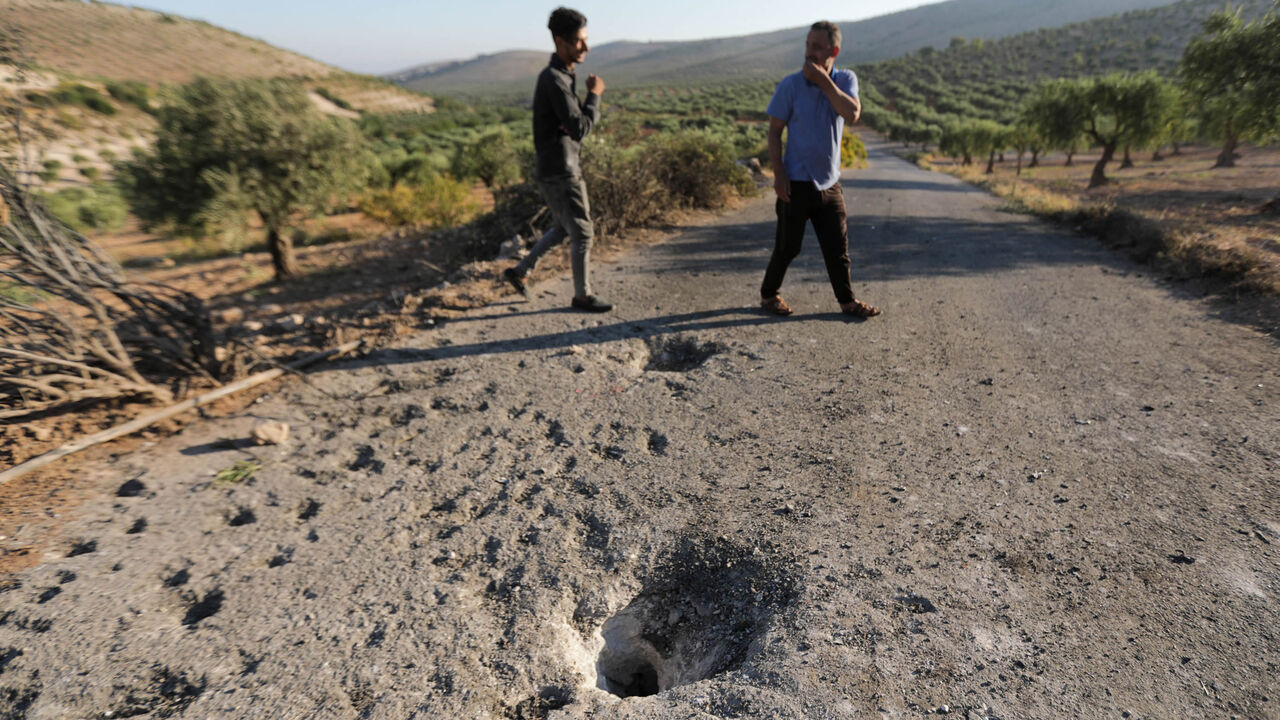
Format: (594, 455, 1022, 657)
(252, 421, 290, 446)
(215, 307, 244, 324)
(569, 345, 585, 355)
(157, 257, 176, 268)
(242, 320, 264, 332)
(497, 234, 524, 259)
(29, 425, 53, 442)
(667, 608, 682, 625)
(260, 303, 284, 315)
(214, 346, 230, 362)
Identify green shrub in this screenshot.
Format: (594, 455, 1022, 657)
(105, 80, 153, 113)
(841, 132, 868, 168)
(358, 175, 477, 228)
(315, 87, 353, 111)
(50, 82, 116, 114)
(38, 158, 62, 183)
(451, 127, 521, 187)
(79, 165, 101, 181)
(44, 184, 129, 232)
(649, 131, 754, 209)
(83, 94, 117, 115)
(581, 140, 668, 236)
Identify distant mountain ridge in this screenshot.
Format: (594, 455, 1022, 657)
(393, 0, 1184, 96)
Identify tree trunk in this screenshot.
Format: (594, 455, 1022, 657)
(1088, 143, 1115, 189)
(268, 226, 299, 280)
(1065, 149, 1075, 167)
(1171, 142, 1182, 156)
(963, 153, 972, 166)
(985, 150, 996, 174)
(1151, 146, 1164, 162)
(1119, 145, 1134, 169)
(1016, 150, 1024, 176)
(1029, 150, 1040, 168)
(1214, 136, 1238, 168)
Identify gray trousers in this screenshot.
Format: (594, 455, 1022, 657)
(514, 174, 594, 298)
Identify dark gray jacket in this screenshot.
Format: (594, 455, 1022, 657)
(533, 53, 600, 180)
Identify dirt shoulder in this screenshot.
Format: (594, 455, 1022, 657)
(922, 142, 1280, 301)
(1, 137, 1278, 719)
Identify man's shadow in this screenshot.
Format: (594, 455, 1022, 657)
(328, 304, 864, 370)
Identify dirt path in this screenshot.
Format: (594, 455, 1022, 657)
(3, 137, 1278, 720)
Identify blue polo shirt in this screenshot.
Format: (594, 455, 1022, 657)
(766, 68, 859, 191)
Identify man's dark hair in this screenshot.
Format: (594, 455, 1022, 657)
(811, 20, 841, 49)
(549, 7, 587, 41)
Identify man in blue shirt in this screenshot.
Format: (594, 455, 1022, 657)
(760, 21, 880, 318)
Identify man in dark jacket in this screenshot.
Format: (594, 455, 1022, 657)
(503, 7, 612, 312)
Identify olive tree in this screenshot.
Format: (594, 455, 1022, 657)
(1024, 73, 1174, 188)
(121, 77, 369, 279)
(1180, 6, 1280, 168)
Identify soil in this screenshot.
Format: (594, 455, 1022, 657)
(1, 135, 1278, 719)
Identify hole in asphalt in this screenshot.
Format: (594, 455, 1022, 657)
(594, 536, 799, 699)
(644, 336, 724, 373)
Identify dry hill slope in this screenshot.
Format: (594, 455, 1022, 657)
(1, 0, 433, 114)
(1, 0, 332, 82)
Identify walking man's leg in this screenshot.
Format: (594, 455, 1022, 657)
(760, 182, 810, 315)
(542, 175, 611, 312)
(810, 183, 855, 305)
(506, 225, 566, 294)
(811, 183, 879, 317)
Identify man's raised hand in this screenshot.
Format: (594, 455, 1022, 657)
(587, 74, 605, 95)
(802, 61, 828, 85)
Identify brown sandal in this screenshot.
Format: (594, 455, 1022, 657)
(761, 296, 793, 316)
(840, 299, 881, 318)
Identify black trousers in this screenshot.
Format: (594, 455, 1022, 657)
(760, 181, 855, 305)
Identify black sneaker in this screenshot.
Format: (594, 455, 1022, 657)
(502, 267, 527, 296)
(571, 295, 613, 313)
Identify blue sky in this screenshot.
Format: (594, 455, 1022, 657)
(134, 0, 934, 73)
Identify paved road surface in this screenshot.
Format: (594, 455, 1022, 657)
(2, 136, 1277, 720)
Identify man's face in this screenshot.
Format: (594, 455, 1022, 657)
(556, 27, 590, 66)
(805, 29, 839, 71)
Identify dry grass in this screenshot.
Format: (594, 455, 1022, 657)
(919, 144, 1280, 296)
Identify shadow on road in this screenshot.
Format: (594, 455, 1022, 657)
(324, 305, 864, 370)
(841, 177, 982, 194)
(642, 214, 1123, 282)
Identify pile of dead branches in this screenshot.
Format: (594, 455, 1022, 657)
(0, 171, 224, 420)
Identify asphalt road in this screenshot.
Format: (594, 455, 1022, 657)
(2, 136, 1277, 720)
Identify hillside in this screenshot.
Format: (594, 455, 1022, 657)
(0, 0, 433, 115)
(855, 0, 1275, 129)
(394, 0, 1183, 96)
